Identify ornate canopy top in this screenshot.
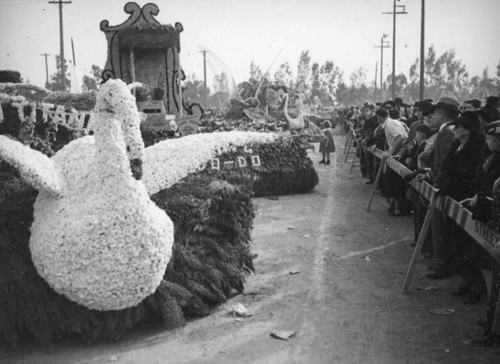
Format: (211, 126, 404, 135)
(100, 2, 183, 51)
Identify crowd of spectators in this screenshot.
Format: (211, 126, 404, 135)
(345, 94, 500, 347)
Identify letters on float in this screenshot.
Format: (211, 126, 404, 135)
(205, 155, 261, 171)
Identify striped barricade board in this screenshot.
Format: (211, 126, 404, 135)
(365, 146, 500, 261)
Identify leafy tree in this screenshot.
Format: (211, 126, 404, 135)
(209, 72, 230, 108)
(296, 50, 311, 91)
(310, 60, 343, 104)
(213, 72, 229, 93)
(182, 74, 210, 106)
(406, 46, 470, 101)
(46, 54, 70, 91)
(469, 67, 497, 100)
(385, 73, 408, 97)
(349, 67, 368, 90)
(82, 65, 103, 91)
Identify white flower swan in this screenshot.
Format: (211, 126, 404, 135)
(0, 79, 277, 311)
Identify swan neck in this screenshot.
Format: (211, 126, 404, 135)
(94, 112, 130, 176)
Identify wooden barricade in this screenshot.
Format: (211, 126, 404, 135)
(362, 146, 500, 292)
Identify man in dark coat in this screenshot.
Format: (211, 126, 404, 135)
(416, 97, 460, 278)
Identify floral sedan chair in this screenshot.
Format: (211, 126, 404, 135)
(0, 79, 277, 311)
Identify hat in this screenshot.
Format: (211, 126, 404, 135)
(450, 111, 480, 131)
(478, 107, 500, 123)
(486, 96, 499, 108)
(465, 98, 482, 109)
(389, 109, 400, 119)
(433, 97, 460, 114)
(382, 100, 395, 108)
(394, 97, 403, 106)
(484, 120, 500, 136)
(417, 100, 434, 116)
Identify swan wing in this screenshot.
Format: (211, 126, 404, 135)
(143, 131, 277, 195)
(0, 135, 64, 196)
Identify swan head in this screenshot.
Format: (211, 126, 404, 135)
(95, 79, 145, 180)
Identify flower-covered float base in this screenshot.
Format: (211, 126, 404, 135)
(0, 170, 254, 345)
(200, 136, 319, 197)
(142, 131, 319, 197)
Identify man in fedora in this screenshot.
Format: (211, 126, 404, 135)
(417, 96, 460, 279)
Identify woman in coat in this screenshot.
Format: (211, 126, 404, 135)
(433, 112, 485, 300)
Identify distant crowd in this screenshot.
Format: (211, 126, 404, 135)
(343, 95, 500, 347)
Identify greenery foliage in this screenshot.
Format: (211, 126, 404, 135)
(200, 136, 319, 197)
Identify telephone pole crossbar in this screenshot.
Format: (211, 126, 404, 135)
(49, 0, 72, 91)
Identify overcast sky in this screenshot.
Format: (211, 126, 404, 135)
(1, 0, 499, 90)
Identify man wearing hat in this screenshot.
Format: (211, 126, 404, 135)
(420, 96, 460, 279)
(433, 112, 485, 300)
(399, 101, 435, 167)
(478, 107, 500, 127)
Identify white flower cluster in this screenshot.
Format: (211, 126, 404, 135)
(27, 79, 168, 311)
(95, 79, 144, 161)
(0, 135, 64, 196)
(142, 131, 278, 195)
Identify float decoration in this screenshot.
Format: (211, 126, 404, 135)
(100, 2, 184, 116)
(0, 79, 277, 312)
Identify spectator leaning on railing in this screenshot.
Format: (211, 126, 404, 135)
(360, 105, 378, 183)
(433, 112, 485, 303)
(374, 107, 408, 216)
(404, 123, 433, 251)
(412, 97, 460, 279)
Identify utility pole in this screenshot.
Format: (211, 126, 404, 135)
(41, 53, 51, 88)
(419, 0, 425, 101)
(374, 34, 390, 101)
(49, 0, 72, 91)
(383, 0, 407, 100)
(200, 50, 208, 108)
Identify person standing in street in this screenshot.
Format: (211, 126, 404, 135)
(416, 97, 460, 279)
(319, 120, 336, 165)
(375, 107, 408, 216)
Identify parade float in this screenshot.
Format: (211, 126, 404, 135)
(0, 2, 319, 345)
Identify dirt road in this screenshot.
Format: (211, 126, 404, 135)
(4, 132, 500, 363)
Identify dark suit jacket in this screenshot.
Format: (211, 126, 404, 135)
(430, 123, 455, 180)
(435, 136, 485, 200)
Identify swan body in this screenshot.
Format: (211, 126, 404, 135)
(0, 79, 277, 310)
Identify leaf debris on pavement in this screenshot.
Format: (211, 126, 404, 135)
(270, 330, 297, 341)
